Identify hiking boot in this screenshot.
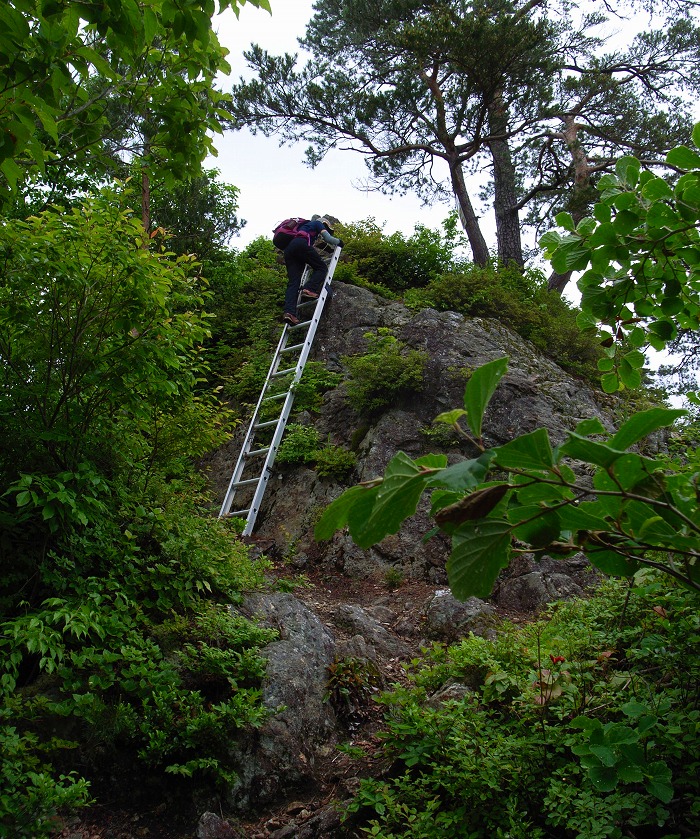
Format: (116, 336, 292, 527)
(300, 288, 319, 300)
(283, 312, 301, 326)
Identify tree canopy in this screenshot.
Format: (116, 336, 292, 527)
(229, 0, 699, 286)
(0, 0, 271, 203)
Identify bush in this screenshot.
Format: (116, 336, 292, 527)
(347, 576, 700, 838)
(276, 424, 322, 465)
(337, 215, 464, 293)
(0, 191, 276, 835)
(343, 328, 428, 414)
(314, 446, 358, 481)
(0, 723, 92, 839)
(276, 425, 357, 481)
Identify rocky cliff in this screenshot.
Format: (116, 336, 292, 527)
(199, 281, 616, 837)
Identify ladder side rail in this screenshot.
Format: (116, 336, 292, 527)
(241, 246, 342, 534)
(217, 270, 312, 518)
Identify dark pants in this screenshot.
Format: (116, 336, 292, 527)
(278, 236, 328, 316)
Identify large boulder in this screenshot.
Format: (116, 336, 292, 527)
(226, 593, 337, 811)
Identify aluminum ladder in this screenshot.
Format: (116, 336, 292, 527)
(218, 243, 342, 535)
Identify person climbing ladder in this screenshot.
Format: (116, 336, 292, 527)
(272, 214, 343, 325)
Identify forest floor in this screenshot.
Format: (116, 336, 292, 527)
(54, 561, 442, 839)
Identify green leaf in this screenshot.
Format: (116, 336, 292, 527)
(434, 408, 467, 425)
(559, 433, 622, 468)
(589, 765, 618, 792)
(646, 762, 673, 803)
(611, 408, 686, 450)
(627, 327, 647, 348)
(691, 122, 700, 150)
(593, 202, 612, 223)
(646, 202, 677, 230)
(574, 418, 607, 437)
(641, 177, 673, 201)
(622, 350, 645, 369)
(589, 745, 617, 767)
(430, 451, 494, 492)
(587, 549, 640, 577)
(415, 453, 448, 469)
(350, 452, 433, 547)
(557, 503, 610, 532)
(618, 359, 642, 390)
(514, 481, 570, 506)
(493, 428, 554, 471)
(617, 764, 645, 783)
(588, 222, 617, 246)
(571, 716, 603, 732)
(555, 211, 575, 231)
(314, 484, 378, 541)
(601, 371, 620, 393)
(447, 520, 512, 599)
(621, 700, 650, 719)
(615, 155, 641, 186)
(667, 145, 700, 171)
(612, 210, 639, 235)
(463, 357, 509, 438)
(511, 508, 562, 548)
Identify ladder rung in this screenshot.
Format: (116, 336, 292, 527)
(288, 320, 312, 330)
(281, 343, 304, 353)
(228, 508, 251, 517)
(272, 366, 296, 378)
(232, 477, 261, 488)
(255, 419, 278, 429)
(248, 447, 270, 457)
(263, 392, 288, 402)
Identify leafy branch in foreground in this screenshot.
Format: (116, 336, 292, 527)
(541, 122, 700, 395)
(316, 358, 698, 598)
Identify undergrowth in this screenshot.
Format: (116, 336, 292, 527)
(347, 575, 699, 838)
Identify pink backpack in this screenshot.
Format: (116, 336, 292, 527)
(272, 217, 311, 245)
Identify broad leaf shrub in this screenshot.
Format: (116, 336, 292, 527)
(0, 190, 274, 836)
(404, 263, 602, 382)
(203, 238, 287, 399)
(334, 215, 463, 293)
(343, 329, 428, 415)
(277, 424, 357, 481)
(0, 435, 273, 838)
(347, 576, 699, 838)
(541, 123, 700, 396)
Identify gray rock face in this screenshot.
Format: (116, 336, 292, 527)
(238, 281, 613, 580)
(227, 593, 337, 811)
(333, 603, 411, 659)
(196, 812, 243, 839)
(494, 553, 600, 612)
(422, 591, 496, 643)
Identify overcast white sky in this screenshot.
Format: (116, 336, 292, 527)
(208, 1, 472, 248)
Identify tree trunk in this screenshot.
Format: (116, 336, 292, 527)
(141, 168, 150, 234)
(548, 115, 593, 293)
(450, 159, 490, 266)
(488, 93, 523, 269)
